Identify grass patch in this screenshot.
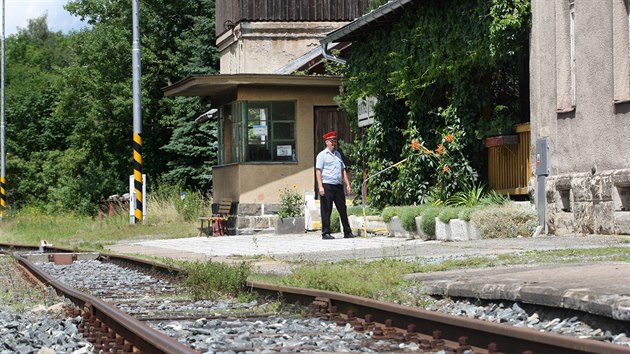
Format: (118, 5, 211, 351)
(1, 257, 56, 311)
(280, 259, 416, 299)
(0, 195, 200, 248)
(180, 259, 252, 301)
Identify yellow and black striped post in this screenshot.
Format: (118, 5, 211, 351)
(1, 0, 6, 222)
(133, 133, 142, 223)
(0, 176, 5, 220)
(131, 0, 143, 224)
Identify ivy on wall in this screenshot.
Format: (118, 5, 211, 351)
(337, 0, 530, 208)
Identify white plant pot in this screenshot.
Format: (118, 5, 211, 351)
(435, 217, 452, 241)
(385, 216, 414, 238)
(348, 215, 388, 236)
(449, 219, 469, 241)
(435, 218, 481, 241)
(414, 216, 434, 241)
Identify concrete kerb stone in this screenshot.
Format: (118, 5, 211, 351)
(404, 262, 630, 321)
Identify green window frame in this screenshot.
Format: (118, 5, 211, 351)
(232, 100, 296, 162)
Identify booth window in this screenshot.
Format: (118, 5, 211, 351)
(231, 100, 296, 162)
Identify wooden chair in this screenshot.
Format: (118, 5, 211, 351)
(199, 199, 232, 236)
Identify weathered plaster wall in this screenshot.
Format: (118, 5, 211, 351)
(530, 0, 630, 234)
(216, 22, 347, 74)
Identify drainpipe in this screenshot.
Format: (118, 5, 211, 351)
(321, 42, 347, 65)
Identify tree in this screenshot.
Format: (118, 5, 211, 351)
(64, 0, 220, 192)
(5, 16, 78, 208)
(337, 0, 530, 208)
(4, 1, 221, 214)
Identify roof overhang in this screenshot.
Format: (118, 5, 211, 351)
(320, 0, 415, 45)
(162, 74, 342, 106)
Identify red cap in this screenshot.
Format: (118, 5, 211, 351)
(322, 131, 337, 140)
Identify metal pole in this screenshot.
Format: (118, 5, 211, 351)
(1, 0, 6, 222)
(131, 0, 143, 224)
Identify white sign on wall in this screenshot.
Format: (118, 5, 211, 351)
(276, 145, 292, 156)
(357, 96, 378, 127)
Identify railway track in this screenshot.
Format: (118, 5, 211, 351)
(2, 243, 629, 354)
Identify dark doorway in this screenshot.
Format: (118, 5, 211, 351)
(313, 106, 353, 197)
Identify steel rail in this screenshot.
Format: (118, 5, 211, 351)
(13, 253, 197, 354)
(0, 242, 75, 253)
(249, 283, 630, 354)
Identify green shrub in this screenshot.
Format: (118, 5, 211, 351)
(399, 205, 427, 231)
(154, 182, 208, 222)
(438, 207, 461, 223)
(348, 206, 381, 217)
(277, 186, 304, 218)
(447, 183, 486, 207)
(381, 206, 403, 222)
(419, 207, 442, 236)
(175, 190, 205, 222)
(457, 207, 476, 221)
(470, 204, 537, 239)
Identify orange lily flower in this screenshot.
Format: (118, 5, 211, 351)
(410, 139, 421, 151)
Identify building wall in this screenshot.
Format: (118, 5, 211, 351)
(212, 85, 340, 208)
(530, 0, 630, 234)
(217, 22, 346, 74)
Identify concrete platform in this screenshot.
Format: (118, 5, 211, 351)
(404, 263, 630, 321)
(105, 232, 630, 320)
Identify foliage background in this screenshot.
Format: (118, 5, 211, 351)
(5, 0, 219, 215)
(4, 0, 530, 215)
(336, 0, 530, 209)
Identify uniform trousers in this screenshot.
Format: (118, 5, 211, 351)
(320, 183, 351, 236)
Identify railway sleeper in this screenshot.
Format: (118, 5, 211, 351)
(306, 297, 496, 354)
(307, 297, 534, 353)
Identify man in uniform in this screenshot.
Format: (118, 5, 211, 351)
(315, 131, 355, 240)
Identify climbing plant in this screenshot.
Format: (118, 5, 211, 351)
(338, 0, 530, 209)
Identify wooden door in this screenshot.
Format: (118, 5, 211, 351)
(313, 106, 353, 197)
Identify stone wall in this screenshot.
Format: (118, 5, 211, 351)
(233, 202, 280, 234)
(545, 168, 630, 235)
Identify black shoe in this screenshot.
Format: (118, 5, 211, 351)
(322, 234, 335, 240)
(343, 233, 356, 238)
